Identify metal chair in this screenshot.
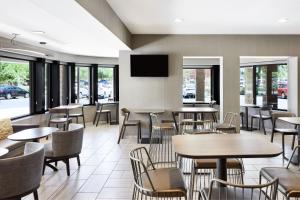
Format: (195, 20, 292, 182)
(93, 102, 111, 126)
(0, 142, 44, 200)
(43, 124, 84, 176)
(215, 112, 238, 133)
(271, 112, 297, 161)
(149, 113, 177, 167)
(260, 145, 300, 200)
(200, 178, 278, 200)
(68, 104, 86, 128)
(130, 147, 187, 199)
(250, 106, 272, 135)
(117, 108, 141, 144)
(48, 108, 71, 130)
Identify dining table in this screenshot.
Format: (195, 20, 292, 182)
(52, 104, 83, 118)
(171, 107, 218, 131)
(173, 134, 282, 200)
(0, 148, 8, 157)
(278, 117, 300, 164)
(8, 127, 59, 142)
(134, 109, 165, 143)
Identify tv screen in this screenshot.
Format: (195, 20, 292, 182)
(130, 54, 168, 77)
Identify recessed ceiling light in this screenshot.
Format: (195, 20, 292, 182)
(32, 31, 45, 34)
(174, 18, 184, 23)
(278, 18, 288, 23)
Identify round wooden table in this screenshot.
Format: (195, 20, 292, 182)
(173, 134, 282, 200)
(0, 148, 8, 157)
(8, 127, 59, 142)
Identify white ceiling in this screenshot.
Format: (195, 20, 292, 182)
(107, 0, 300, 34)
(0, 0, 130, 57)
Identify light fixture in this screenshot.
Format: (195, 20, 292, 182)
(32, 31, 45, 34)
(174, 18, 184, 23)
(278, 18, 288, 23)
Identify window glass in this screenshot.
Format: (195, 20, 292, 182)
(75, 66, 90, 104)
(182, 68, 211, 102)
(0, 58, 30, 118)
(98, 67, 114, 102)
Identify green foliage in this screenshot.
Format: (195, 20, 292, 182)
(0, 62, 29, 85)
(98, 68, 113, 80)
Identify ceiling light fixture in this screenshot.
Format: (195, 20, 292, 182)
(174, 18, 184, 23)
(32, 31, 45, 34)
(278, 18, 288, 23)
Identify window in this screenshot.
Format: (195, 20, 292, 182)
(0, 58, 30, 118)
(182, 68, 211, 102)
(75, 66, 90, 104)
(98, 67, 114, 102)
(240, 64, 288, 110)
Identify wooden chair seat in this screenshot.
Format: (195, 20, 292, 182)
(260, 167, 300, 197)
(124, 120, 140, 126)
(274, 128, 297, 134)
(96, 109, 110, 113)
(195, 159, 242, 169)
(141, 168, 187, 197)
(49, 118, 71, 124)
(251, 114, 272, 119)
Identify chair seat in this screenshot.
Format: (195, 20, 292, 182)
(96, 109, 110, 113)
(274, 128, 297, 134)
(195, 159, 242, 169)
(124, 120, 140, 125)
(251, 114, 271, 119)
(201, 187, 268, 200)
(49, 118, 71, 123)
(261, 167, 300, 197)
(69, 113, 84, 117)
(141, 168, 186, 197)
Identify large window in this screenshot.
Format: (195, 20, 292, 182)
(75, 66, 90, 104)
(182, 68, 211, 102)
(98, 67, 114, 102)
(0, 58, 30, 118)
(240, 64, 288, 110)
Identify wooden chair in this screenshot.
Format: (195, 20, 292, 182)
(215, 112, 238, 133)
(48, 108, 71, 130)
(117, 108, 141, 144)
(93, 102, 111, 126)
(260, 145, 300, 200)
(250, 106, 272, 135)
(200, 178, 278, 200)
(271, 112, 297, 161)
(130, 147, 187, 199)
(68, 104, 86, 128)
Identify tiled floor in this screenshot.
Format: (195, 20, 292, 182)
(23, 123, 296, 200)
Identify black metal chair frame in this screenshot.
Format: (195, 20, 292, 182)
(250, 106, 272, 135)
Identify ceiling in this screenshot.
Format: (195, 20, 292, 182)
(0, 0, 130, 57)
(107, 0, 300, 34)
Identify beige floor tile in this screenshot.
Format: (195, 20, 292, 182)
(72, 193, 98, 200)
(79, 175, 109, 193)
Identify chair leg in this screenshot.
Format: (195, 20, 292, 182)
(82, 115, 86, 128)
(33, 190, 39, 200)
(250, 117, 253, 131)
(77, 155, 81, 166)
(292, 135, 296, 150)
(282, 134, 286, 162)
(122, 126, 127, 139)
(117, 125, 125, 144)
(271, 130, 275, 143)
(96, 113, 101, 127)
(55, 161, 58, 167)
(93, 113, 98, 125)
(241, 114, 244, 128)
(106, 113, 109, 123)
(138, 123, 141, 143)
(261, 119, 266, 135)
(65, 159, 70, 176)
(42, 159, 46, 175)
(76, 116, 78, 123)
(137, 123, 141, 143)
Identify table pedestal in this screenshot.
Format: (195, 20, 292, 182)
(216, 158, 227, 182)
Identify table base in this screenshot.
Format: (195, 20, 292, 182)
(140, 137, 161, 144)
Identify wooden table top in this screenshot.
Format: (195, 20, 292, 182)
(0, 148, 8, 157)
(173, 134, 282, 159)
(134, 109, 165, 114)
(172, 107, 218, 113)
(8, 127, 59, 141)
(278, 117, 300, 125)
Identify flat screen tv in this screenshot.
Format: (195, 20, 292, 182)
(130, 54, 168, 77)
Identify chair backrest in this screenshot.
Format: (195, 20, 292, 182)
(121, 108, 131, 124)
(129, 147, 156, 192)
(51, 123, 84, 157)
(49, 107, 68, 114)
(272, 111, 296, 127)
(259, 106, 272, 117)
(209, 100, 217, 108)
(0, 142, 44, 199)
(204, 178, 278, 200)
(95, 102, 103, 112)
(223, 112, 235, 125)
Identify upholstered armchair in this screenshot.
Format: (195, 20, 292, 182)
(43, 123, 84, 176)
(0, 142, 44, 200)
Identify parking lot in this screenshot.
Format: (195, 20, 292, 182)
(0, 97, 29, 118)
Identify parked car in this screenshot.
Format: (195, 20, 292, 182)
(278, 83, 288, 98)
(0, 85, 29, 99)
(183, 88, 196, 98)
